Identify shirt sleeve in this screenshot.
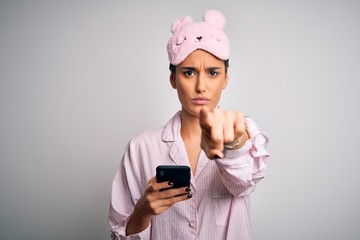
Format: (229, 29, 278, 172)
(108, 142, 151, 240)
(214, 117, 270, 197)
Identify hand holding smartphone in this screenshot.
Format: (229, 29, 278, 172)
(156, 165, 191, 189)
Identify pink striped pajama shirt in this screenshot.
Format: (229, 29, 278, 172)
(109, 111, 269, 240)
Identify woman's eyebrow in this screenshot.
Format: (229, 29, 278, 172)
(180, 67, 196, 71)
(208, 67, 222, 70)
(180, 66, 222, 71)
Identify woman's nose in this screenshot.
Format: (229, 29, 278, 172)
(196, 77, 206, 94)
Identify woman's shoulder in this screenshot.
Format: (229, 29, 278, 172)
(129, 127, 164, 146)
(129, 112, 181, 146)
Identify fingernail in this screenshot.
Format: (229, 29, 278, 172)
(185, 187, 191, 192)
(168, 182, 173, 186)
(187, 194, 192, 198)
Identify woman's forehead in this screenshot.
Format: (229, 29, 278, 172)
(180, 50, 223, 66)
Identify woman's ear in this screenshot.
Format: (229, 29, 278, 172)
(169, 73, 177, 89)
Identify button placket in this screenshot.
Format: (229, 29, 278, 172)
(188, 189, 197, 235)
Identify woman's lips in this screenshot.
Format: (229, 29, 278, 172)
(192, 97, 210, 105)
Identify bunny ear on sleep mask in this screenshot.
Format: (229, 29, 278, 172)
(167, 9, 230, 65)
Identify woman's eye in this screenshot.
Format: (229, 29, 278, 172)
(184, 71, 194, 77)
(209, 71, 218, 76)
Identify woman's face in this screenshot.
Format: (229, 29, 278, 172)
(170, 49, 228, 118)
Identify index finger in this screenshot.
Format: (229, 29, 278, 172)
(200, 107, 217, 140)
(147, 176, 173, 192)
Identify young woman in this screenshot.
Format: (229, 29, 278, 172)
(109, 9, 269, 240)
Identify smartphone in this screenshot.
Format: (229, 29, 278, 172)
(156, 165, 191, 189)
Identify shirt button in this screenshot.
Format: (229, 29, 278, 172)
(189, 221, 196, 228)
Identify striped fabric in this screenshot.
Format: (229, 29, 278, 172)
(109, 111, 269, 240)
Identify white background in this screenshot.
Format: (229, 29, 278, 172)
(1, 1, 359, 239)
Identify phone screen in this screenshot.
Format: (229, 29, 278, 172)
(156, 165, 191, 189)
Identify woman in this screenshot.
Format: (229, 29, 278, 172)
(109, 9, 269, 240)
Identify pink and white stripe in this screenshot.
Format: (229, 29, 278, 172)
(109, 111, 269, 240)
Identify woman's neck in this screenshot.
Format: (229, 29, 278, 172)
(179, 110, 202, 140)
(179, 110, 202, 174)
